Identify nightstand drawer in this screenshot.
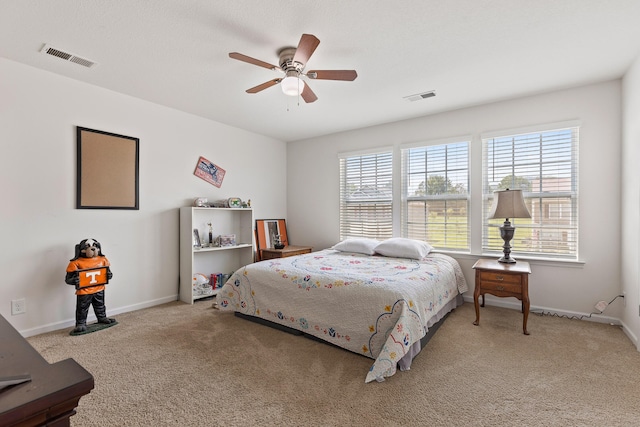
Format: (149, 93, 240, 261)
(479, 280, 522, 294)
(478, 271, 522, 285)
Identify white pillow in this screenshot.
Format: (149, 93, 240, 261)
(331, 238, 380, 255)
(374, 238, 433, 259)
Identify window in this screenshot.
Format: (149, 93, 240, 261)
(402, 140, 470, 250)
(339, 150, 393, 240)
(482, 124, 579, 259)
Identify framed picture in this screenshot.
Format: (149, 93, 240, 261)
(255, 219, 288, 260)
(220, 234, 236, 247)
(194, 156, 226, 188)
(193, 229, 202, 248)
(76, 126, 140, 209)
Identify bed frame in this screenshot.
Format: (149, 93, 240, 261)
(233, 293, 462, 359)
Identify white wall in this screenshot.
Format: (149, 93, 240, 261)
(288, 81, 624, 325)
(621, 55, 640, 349)
(0, 58, 287, 336)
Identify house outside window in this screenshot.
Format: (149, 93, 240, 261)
(401, 140, 470, 251)
(339, 149, 393, 240)
(482, 123, 579, 259)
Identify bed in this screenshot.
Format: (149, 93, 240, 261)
(216, 246, 468, 383)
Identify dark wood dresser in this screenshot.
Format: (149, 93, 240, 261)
(0, 314, 94, 426)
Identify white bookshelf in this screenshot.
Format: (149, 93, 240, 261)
(179, 207, 254, 304)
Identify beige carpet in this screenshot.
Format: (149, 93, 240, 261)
(27, 301, 640, 426)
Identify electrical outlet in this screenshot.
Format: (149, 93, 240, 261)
(11, 298, 26, 315)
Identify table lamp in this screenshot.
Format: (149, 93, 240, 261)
(488, 188, 531, 263)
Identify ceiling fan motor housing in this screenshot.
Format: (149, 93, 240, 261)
(278, 47, 304, 74)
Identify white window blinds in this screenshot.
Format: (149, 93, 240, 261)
(482, 125, 579, 259)
(402, 141, 470, 250)
(339, 150, 393, 240)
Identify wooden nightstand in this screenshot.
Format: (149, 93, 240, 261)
(472, 259, 531, 335)
(260, 245, 312, 260)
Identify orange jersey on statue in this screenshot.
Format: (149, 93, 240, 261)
(66, 256, 110, 295)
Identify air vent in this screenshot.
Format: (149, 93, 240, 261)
(40, 44, 97, 68)
(403, 90, 436, 102)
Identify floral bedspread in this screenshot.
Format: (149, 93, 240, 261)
(216, 250, 468, 382)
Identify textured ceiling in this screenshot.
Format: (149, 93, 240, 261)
(1, 0, 640, 142)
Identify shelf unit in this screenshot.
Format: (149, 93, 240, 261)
(179, 207, 254, 304)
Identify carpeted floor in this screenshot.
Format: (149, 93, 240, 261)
(27, 301, 640, 426)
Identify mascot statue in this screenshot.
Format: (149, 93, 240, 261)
(65, 238, 116, 334)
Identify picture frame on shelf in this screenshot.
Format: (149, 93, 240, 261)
(193, 229, 201, 248)
(220, 234, 236, 247)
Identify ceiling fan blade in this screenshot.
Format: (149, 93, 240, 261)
(300, 83, 318, 103)
(306, 70, 358, 81)
(229, 52, 279, 70)
(246, 79, 282, 93)
(293, 34, 320, 65)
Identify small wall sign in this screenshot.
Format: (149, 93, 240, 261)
(194, 156, 226, 188)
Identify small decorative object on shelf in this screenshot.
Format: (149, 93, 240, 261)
(193, 197, 208, 207)
(211, 200, 229, 208)
(220, 234, 236, 247)
(227, 197, 242, 208)
(207, 222, 213, 247)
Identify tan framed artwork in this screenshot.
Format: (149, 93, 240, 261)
(76, 126, 140, 209)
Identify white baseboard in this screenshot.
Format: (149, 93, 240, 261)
(461, 295, 621, 325)
(20, 295, 179, 338)
(619, 320, 639, 350)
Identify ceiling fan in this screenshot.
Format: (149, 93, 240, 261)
(229, 33, 357, 103)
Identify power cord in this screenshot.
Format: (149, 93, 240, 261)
(530, 294, 624, 321)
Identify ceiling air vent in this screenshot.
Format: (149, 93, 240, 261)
(403, 90, 436, 102)
(40, 44, 97, 68)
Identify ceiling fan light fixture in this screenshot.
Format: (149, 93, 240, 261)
(281, 75, 305, 96)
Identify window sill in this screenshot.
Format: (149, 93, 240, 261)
(433, 250, 585, 268)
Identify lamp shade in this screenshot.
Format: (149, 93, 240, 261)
(488, 189, 531, 220)
(281, 75, 305, 96)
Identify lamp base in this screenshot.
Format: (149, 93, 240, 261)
(498, 221, 517, 264)
(497, 255, 517, 264)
